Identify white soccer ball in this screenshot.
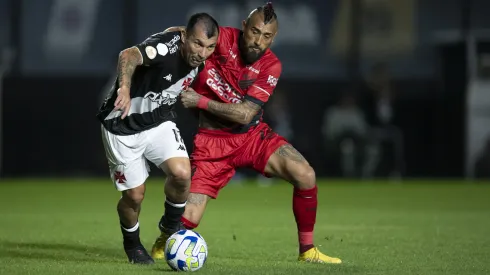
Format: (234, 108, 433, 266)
(165, 229, 208, 272)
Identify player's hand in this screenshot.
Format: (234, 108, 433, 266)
(180, 87, 201, 109)
(114, 86, 131, 119)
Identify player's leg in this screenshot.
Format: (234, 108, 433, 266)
(117, 182, 153, 263)
(144, 121, 192, 232)
(180, 192, 211, 230)
(101, 126, 154, 264)
(182, 128, 238, 230)
(158, 157, 191, 233)
(250, 124, 341, 264)
(180, 156, 235, 229)
(142, 121, 192, 259)
(151, 159, 224, 261)
(151, 133, 235, 260)
(264, 144, 341, 264)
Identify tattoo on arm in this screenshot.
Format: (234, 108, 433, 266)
(275, 144, 307, 163)
(187, 193, 208, 205)
(117, 47, 143, 89)
(206, 100, 261, 125)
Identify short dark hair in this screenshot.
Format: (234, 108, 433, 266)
(186, 13, 219, 38)
(247, 2, 278, 25)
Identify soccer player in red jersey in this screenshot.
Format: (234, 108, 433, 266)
(152, 3, 342, 264)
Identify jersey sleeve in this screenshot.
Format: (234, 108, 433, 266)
(135, 31, 181, 66)
(217, 27, 230, 45)
(245, 61, 282, 106)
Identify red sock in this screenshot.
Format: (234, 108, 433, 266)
(181, 216, 198, 229)
(293, 185, 318, 253)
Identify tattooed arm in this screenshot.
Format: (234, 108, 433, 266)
(180, 88, 261, 125)
(117, 47, 143, 89)
(205, 100, 261, 125)
(112, 47, 143, 118)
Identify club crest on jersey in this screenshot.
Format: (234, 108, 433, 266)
(182, 78, 193, 90)
(238, 73, 257, 90)
(218, 55, 227, 64)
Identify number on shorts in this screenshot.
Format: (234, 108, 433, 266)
(172, 129, 184, 144)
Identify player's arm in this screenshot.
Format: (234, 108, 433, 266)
(203, 99, 262, 125)
(181, 88, 261, 124)
(111, 46, 143, 119)
(116, 47, 143, 90)
(114, 31, 182, 118)
(117, 30, 181, 90)
(181, 61, 282, 125)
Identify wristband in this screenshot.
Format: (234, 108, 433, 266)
(197, 96, 211, 110)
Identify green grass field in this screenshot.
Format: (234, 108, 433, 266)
(0, 179, 489, 275)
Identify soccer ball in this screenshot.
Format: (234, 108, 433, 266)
(165, 229, 208, 272)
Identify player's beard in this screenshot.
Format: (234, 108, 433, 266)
(239, 37, 265, 64)
(242, 48, 265, 64)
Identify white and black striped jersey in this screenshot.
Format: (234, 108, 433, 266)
(97, 31, 203, 135)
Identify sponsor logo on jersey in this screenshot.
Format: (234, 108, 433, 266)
(166, 35, 180, 47)
(247, 66, 260, 74)
(169, 44, 178, 54)
(206, 68, 243, 103)
(267, 75, 278, 87)
(144, 91, 177, 106)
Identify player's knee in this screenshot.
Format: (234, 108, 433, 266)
(292, 165, 316, 190)
(168, 164, 191, 189)
(122, 187, 145, 207)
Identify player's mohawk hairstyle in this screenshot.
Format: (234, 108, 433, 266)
(248, 2, 277, 25)
(262, 2, 277, 24)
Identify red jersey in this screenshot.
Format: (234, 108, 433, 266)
(192, 26, 282, 132)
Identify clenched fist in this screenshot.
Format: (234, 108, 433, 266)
(180, 87, 201, 109)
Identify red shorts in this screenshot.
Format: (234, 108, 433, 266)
(189, 122, 288, 198)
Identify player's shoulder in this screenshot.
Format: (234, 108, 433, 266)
(145, 30, 183, 44)
(218, 26, 241, 39)
(259, 50, 282, 71)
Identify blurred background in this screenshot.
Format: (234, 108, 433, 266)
(1, 0, 490, 181)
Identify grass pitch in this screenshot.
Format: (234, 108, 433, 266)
(0, 179, 489, 274)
